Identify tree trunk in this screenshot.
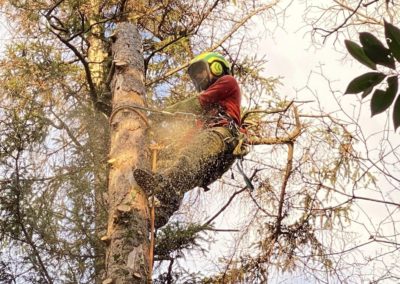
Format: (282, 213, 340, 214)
(103, 22, 150, 284)
(86, 3, 110, 282)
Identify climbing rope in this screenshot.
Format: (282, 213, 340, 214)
(109, 104, 151, 127)
(236, 158, 254, 191)
(109, 104, 199, 128)
(148, 143, 163, 284)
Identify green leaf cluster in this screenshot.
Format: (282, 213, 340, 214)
(344, 21, 400, 130)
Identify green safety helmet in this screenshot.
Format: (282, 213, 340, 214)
(188, 52, 231, 91)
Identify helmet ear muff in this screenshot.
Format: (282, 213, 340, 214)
(209, 61, 224, 76)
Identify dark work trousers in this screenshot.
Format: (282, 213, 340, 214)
(153, 125, 237, 228)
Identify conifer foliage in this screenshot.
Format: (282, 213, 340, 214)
(1, 0, 395, 283)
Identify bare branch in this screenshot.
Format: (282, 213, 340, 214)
(241, 101, 294, 125)
(203, 170, 260, 226)
(146, 2, 279, 86)
(275, 141, 294, 235)
(248, 105, 301, 145)
(45, 19, 98, 108)
(45, 0, 65, 17)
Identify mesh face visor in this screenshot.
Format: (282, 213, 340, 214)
(188, 60, 211, 92)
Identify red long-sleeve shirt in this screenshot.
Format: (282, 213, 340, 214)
(198, 75, 241, 126)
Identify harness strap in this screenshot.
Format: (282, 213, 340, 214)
(236, 158, 254, 191)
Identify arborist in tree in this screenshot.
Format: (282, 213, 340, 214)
(134, 52, 243, 227)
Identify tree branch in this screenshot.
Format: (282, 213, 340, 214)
(241, 101, 294, 124)
(14, 151, 53, 284)
(247, 105, 302, 145)
(47, 110, 84, 150)
(47, 29, 97, 101)
(203, 170, 259, 226)
(146, 2, 278, 86)
(45, 0, 65, 17)
(275, 141, 294, 235)
(318, 183, 400, 207)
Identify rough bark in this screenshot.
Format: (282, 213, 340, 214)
(103, 22, 150, 284)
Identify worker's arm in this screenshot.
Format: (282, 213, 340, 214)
(163, 75, 238, 114)
(198, 75, 239, 107)
(163, 95, 203, 115)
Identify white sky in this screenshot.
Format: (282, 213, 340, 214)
(251, 2, 400, 282)
(261, 1, 400, 139)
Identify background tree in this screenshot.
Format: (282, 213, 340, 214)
(304, 0, 400, 131)
(293, 0, 400, 282)
(344, 20, 400, 130)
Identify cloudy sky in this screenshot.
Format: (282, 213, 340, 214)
(256, 1, 399, 281)
(184, 1, 400, 282)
